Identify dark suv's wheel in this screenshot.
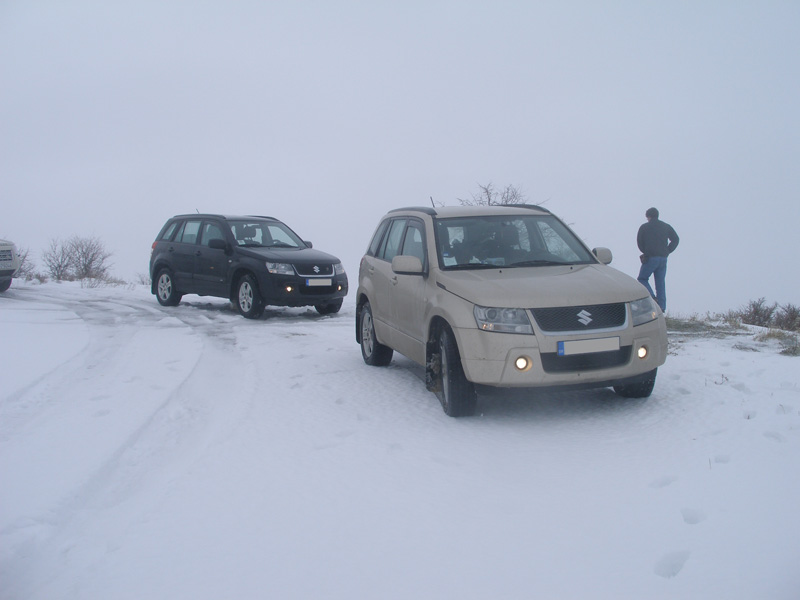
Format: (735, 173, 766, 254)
(613, 368, 657, 398)
(236, 274, 265, 319)
(315, 298, 343, 315)
(438, 326, 477, 417)
(155, 269, 182, 306)
(360, 302, 393, 366)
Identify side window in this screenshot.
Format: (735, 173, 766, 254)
(536, 222, 580, 261)
(160, 221, 179, 241)
(367, 220, 390, 257)
(378, 219, 407, 262)
(400, 221, 425, 264)
(176, 220, 202, 245)
(200, 222, 225, 247)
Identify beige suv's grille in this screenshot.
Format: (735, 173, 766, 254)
(531, 303, 626, 332)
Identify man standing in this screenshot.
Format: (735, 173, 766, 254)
(637, 207, 679, 312)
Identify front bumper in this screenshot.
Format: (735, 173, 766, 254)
(454, 316, 667, 388)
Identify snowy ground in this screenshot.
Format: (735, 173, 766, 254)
(1, 281, 799, 600)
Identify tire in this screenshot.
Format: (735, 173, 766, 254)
(236, 274, 265, 319)
(613, 368, 657, 398)
(437, 326, 477, 417)
(155, 269, 182, 306)
(0, 279, 11, 292)
(359, 302, 393, 366)
(315, 298, 343, 315)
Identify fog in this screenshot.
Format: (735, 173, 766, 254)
(2, 1, 798, 314)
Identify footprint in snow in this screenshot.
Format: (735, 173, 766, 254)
(764, 431, 785, 443)
(648, 475, 678, 489)
(654, 551, 691, 579)
(743, 410, 757, 420)
(681, 508, 707, 525)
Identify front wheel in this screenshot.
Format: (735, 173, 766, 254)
(360, 302, 393, 366)
(315, 299, 343, 315)
(438, 327, 477, 417)
(155, 269, 182, 306)
(236, 274, 265, 319)
(613, 368, 657, 398)
(0, 279, 11, 293)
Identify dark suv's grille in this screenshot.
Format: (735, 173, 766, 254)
(294, 264, 333, 277)
(541, 346, 632, 373)
(531, 303, 626, 332)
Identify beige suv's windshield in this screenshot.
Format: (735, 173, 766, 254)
(434, 215, 595, 269)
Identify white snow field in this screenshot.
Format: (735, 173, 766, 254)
(1, 281, 799, 600)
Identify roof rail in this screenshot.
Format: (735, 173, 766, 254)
(388, 206, 438, 216)
(515, 203, 552, 214)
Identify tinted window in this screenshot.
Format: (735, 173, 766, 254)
(378, 219, 407, 262)
(367, 220, 390, 257)
(200, 222, 226, 247)
(160, 221, 179, 241)
(400, 221, 425, 264)
(176, 220, 202, 245)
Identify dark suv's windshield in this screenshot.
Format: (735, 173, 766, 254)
(228, 220, 305, 249)
(434, 215, 595, 269)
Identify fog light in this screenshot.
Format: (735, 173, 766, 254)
(286, 286, 293, 293)
(337, 285, 342, 291)
(637, 346, 648, 359)
(514, 356, 531, 371)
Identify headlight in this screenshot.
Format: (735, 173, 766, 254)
(334, 262, 346, 275)
(266, 262, 294, 275)
(474, 305, 534, 334)
(631, 296, 659, 326)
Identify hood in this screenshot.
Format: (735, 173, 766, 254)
(436, 264, 646, 308)
(239, 246, 340, 266)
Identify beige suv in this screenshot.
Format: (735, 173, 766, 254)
(356, 205, 667, 417)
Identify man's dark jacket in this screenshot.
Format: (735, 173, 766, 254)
(637, 219, 679, 258)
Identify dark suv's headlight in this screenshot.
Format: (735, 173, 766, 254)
(334, 262, 345, 275)
(474, 305, 534, 334)
(266, 262, 294, 275)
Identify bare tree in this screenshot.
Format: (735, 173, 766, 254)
(14, 246, 36, 278)
(41, 239, 73, 281)
(69, 235, 113, 280)
(458, 182, 527, 206)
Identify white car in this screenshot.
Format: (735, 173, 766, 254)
(356, 205, 668, 417)
(0, 239, 22, 292)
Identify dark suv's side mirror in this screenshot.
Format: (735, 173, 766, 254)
(304, 240, 313, 248)
(209, 239, 229, 251)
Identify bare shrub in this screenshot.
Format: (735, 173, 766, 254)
(737, 297, 777, 328)
(41, 239, 73, 281)
(14, 246, 36, 278)
(774, 304, 800, 333)
(69, 236, 113, 280)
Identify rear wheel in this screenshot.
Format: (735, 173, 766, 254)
(613, 368, 657, 398)
(315, 298, 343, 315)
(360, 302, 393, 366)
(236, 274, 265, 319)
(0, 279, 11, 292)
(155, 269, 182, 306)
(438, 326, 477, 417)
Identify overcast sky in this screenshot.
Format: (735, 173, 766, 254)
(2, 1, 798, 314)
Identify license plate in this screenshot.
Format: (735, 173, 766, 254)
(306, 278, 332, 287)
(558, 337, 620, 356)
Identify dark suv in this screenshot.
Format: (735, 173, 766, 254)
(149, 214, 348, 318)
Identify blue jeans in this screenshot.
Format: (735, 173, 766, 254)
(638, 256, 668, 311)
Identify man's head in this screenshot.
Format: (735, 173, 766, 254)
(645, 207, 659, 220)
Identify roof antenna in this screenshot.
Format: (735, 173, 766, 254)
(430, 196, 435, 208)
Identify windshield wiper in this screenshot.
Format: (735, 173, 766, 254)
(266, 241, 297, 248)
(509, 259, 567, 267)
(445, 263, 503, 270)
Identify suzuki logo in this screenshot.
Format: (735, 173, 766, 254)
(313, 265, 320, 273)
(577, 309, 593, 326)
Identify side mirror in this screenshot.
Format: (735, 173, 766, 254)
(209, 239, 228, 251)
(392, 255, 424, 275)
(592, 247, 613, 264)
(304, 240, 313, 248)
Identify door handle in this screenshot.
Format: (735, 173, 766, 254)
(391, 276, 398, 285)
